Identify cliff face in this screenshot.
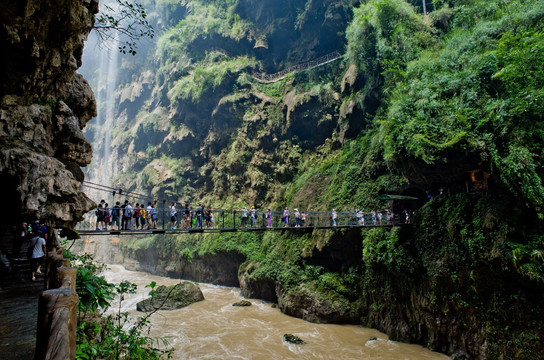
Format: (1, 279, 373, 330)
(0, 0, 98, 230)
(78, 0, 544, 359)
(81, 0, 356, 209)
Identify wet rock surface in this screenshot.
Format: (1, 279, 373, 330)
(136, 281, 204, 311)
(232, 300, 251, 307)
(283, 333, 306, 345)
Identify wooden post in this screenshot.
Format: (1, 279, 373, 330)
(35, 288, 78, 360)
(54, 267, 77, 290)
(45, 254, 69, 290)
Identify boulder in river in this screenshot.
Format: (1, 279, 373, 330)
(283, 334, 306, 345)
(232, 300, 252, 307)
(136, 281, 204, 311)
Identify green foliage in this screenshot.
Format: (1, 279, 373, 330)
(68, 252, 173, 360)
(284, 134, 406, 211)
(362, 227, 417, 273)
(70, 253, 115, 316)
(376, 0, 544, 214)
(345, 0, 435, 92)
(169, 56, 257, 102)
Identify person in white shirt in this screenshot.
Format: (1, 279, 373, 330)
(170, 202, 177, 229)
(28, 227, 46, 281)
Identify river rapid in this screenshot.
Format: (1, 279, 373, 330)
(103, 265, 450, 360)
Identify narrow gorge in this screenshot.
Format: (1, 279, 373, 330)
(1, 0, 543, 359)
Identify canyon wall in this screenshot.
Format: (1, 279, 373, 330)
(0, 0, 98, 232)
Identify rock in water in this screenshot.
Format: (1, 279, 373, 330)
(283, 334, 306, 345)
(136, 281, 204, 311)
(232, 300, 252, 307)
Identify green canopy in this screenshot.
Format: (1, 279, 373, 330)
(377, 194, 418, 201)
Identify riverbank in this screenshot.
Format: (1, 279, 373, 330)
(104, 264, 450, 359)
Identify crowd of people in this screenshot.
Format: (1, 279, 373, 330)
(95, 199, 159, 231)
(170, 203, 214, 230)
(93, 199, 413, 231)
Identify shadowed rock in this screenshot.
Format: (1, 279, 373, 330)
(232, 300, 252, 307)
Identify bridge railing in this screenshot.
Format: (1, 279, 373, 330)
(76, 208, 409, 233)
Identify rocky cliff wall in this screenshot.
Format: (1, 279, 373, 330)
(0, 0, 98, 232)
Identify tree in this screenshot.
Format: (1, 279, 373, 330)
(93, 0, 154, 55)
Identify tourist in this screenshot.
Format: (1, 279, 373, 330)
(95, 199, 105, 230)
(184, 204, 191, 229)
(145, 202, 153, 229)
(132, 203, 140, 229)
(377, 210, 382, 225)
(250, 206, 256, 228)
(206, 206, 214, 229)
(241, 206, 248, 228)
(104, 203, 111, 230)
(170, 202, 177, 229)
(196, 204, 204, 228)
(356, 209, 362, 225)
(28, 226, 46, 281)
(140, 204, 146, 229)
(371, 210, 376, 225)
(301, 211, 306, 227)
(267, 208, 272, 227)
(283, 207, 289, 227)
(331, 209, 338, 226)
(111, 201, 121, 230)
(386, 209, 393, 224)
(294, 208, 300, 227)
(148, 202, 158, 229)
(121, 201, 126, 230)
(124, 201, 133, 230)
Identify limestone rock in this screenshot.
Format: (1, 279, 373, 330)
(277, 284, 361, 324)
(283, 334, 305, 345)
(232, 300, 251, 307)
(136, 282, 204, 312)
(0, 0, 98, 229)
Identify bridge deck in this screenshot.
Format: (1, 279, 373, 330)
(77, 223, 406, 236)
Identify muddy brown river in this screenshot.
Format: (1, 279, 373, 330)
(103, 265, 450, 360)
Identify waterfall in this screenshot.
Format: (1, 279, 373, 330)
(80, 30, 120, 200)
(100, 34, 120, 185)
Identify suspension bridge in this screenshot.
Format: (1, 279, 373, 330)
(79, 182, 414, 236)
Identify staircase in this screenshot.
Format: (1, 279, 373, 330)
(0, 231, 41, 289)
